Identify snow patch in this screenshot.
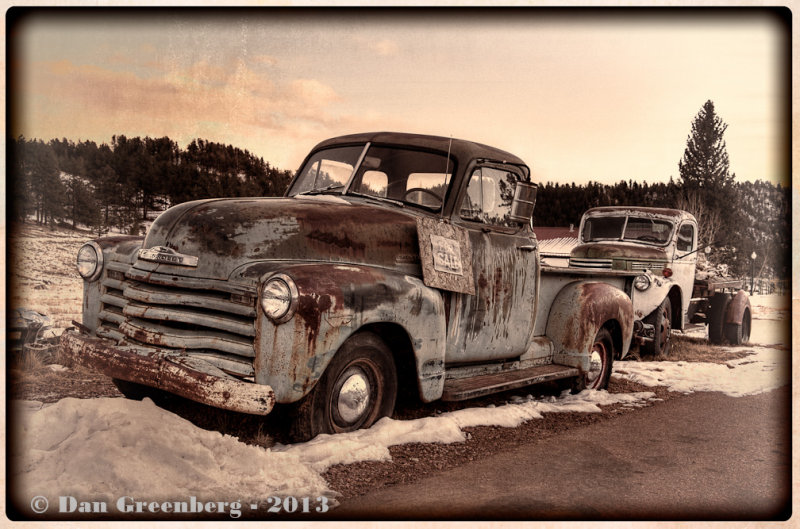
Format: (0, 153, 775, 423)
(275, 390, 657, 471)
(613, 346, 789, 397)
(10, 397, 336, 506)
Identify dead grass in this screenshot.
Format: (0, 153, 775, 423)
(626, 334, 753, 364)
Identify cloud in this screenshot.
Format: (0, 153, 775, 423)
(17, 58, 347, 153)
(372, 39, 399, 57)
(250, 54, 278, 67)
(352, 35, 400, 57)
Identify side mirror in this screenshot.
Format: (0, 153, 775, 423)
(508, 182, 537, 225)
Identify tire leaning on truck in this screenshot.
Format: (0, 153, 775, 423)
(724, 304, 752, 345)
(708, 292, 732, 345)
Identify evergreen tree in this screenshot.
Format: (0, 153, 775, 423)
(677, 100, 738, 251)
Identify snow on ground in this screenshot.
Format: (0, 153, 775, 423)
(10, 389, 658, 507)
(612, 346, 789, 397)
(9, 224, 89, 330)
(10, 397, 336, 508)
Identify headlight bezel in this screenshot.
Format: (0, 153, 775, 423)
(633, 274, 652, 292)
(76, 241, 104, 282)
(260, 273, 299, 323)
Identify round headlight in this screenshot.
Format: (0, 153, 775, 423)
(260, 274, 298, 323)
(77, 242, 103, 281)
(633, 274, 652, 291)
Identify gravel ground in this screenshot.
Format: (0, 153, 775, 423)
(322, 377, 680, 501)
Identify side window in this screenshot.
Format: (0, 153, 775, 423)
(459, 166, 521, 227)
(677, 223, 695, 253)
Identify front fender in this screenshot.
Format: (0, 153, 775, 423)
(254, 264, 446, 404)
(631, 274, 675, 321)
(546, 281, 634, 369)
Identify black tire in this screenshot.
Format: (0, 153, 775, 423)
(290, 332, 397, 442)
(112, 378, 166, 401)
(724, 308, 751, 345)
(708, 293, 731, 345)
(642, 298, 672, 357)
(571, 327, 615, 393)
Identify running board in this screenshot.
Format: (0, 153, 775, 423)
(441, 364, 580, 401)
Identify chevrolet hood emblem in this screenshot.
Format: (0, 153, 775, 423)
(137, 246, 199, 267)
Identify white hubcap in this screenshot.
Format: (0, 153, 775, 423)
(337, 369, 370, 424)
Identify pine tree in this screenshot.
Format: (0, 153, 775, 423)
(677, 100, 738, 251)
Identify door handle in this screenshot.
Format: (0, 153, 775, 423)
(517, 245, 537, 252)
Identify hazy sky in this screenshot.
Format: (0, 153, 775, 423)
(10, 9, 790, 186)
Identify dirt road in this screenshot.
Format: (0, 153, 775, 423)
(334, 386, 791, 521)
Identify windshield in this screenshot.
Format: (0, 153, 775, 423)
(582, 215, 674, 245)
(289, 145, 365, 195)
(289, 143, 453, 211)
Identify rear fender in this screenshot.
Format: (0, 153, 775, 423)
(546, 281, 634, 369)
(255, 264, 446, 404)
(725, 290, 751, 325)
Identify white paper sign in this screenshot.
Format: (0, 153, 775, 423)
(430, 234, 463, 275)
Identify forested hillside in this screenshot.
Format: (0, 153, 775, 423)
(8, 133, 789, 280)
(8, 135, 292, 235)
(533, 179, 790, 278)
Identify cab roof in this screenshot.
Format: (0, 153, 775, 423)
(312, 132, 528, 172)
(584, 206, 696, 223)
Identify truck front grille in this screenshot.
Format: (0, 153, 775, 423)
(97, 262, 257, 378)
(569, 258, 613, 269)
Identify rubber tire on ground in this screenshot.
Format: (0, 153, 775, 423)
(642, 298, 672, 357)
(570, 327, 615, 393)
(112, 378, 167, 402)
(289, 332, 397, 442)
(708, 293, 731, 345)
(724, 308, 751, 345)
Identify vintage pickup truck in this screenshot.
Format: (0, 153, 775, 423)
(62, 132, 640, 440)
(568, 206, 752, 356)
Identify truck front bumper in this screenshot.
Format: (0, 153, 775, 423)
(60, 331, 275, 416)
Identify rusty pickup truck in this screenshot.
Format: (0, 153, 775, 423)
(568, 206, 752, 356)
(62, 132, 638, 440)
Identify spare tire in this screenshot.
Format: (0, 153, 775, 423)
(708, 292, 731, 345)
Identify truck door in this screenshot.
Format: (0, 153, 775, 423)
(673, 221, 698, 320)
(445, 164, 539, 363)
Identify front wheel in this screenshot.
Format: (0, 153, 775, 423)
(571, 328, 615, 393)
(290, 332, 397, 442)
(642, 298, 672, 357)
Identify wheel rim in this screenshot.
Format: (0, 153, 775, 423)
(336, 367, 371, 425)
(658, 304, 671, 351)
(586, 341, 607, 388)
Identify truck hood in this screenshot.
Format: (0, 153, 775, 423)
(570, 242, 669, 260)
(136, 196, 421, 281)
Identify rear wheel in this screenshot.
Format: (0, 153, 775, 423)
(290, 332, 397, 442)
(642, 298, 672, 357)
(571, 328, 614, 393)
(708, 293, 731, 345)
(725, 308, 751, 345)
